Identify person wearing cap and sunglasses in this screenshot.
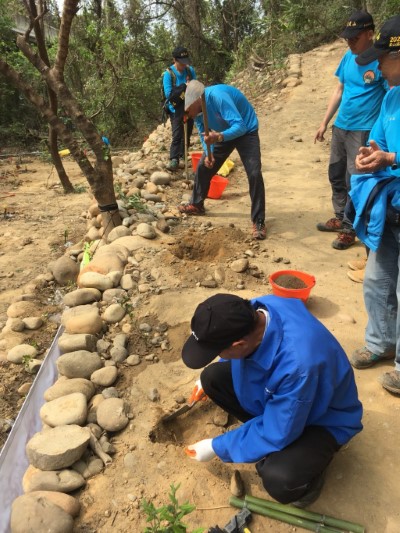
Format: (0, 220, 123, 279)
(315, 10, 388, 251)
(182, 293, 362, 508)
(178, 80, 267, 240)
(347, 15, 400, 396)
(163, 46, 197, 171)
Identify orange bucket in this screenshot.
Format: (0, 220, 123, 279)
(191, 152, 203, 171)
(207, 175, 229, 199)
(269, 270, 316, 303)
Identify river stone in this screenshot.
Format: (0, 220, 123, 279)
(102, 303, 126, 323)
(23, 465, 86, 493)
(126, 354, 140, 366)
(110, 345, 128, 363)
(11, 494, 74, 533)
(23, 317, 43, 330)
(91, 366, 118, 387)
(145, 182, 158, 194)
(120, 274, 134, 290)
(64, 311, 103, 335)
(62, 304, 99, 325)
(86, 394, 104, 423)
(96, 398, 129, 432)
(44, 378, 95, 402)
(142, 192, 162, 202)
(40, 393, 88, 427)
(26, 359, 42, 374)
(7, 300, 39, 319)
(106, 270, 122, 287)
(78, 271, 114, 291)
(63, 288, 101, 307)
(26, 491, 80, 517)
(137, 223, 156, 239)
(114, 333, 127, 347)
(58, 333, 97, 354)
(150, 171, 170, 185)
(102, 288, 127, 303)
(57, 350, 103, 379)
(107, 225, 131, 242)
(52, 256, 79, 285)
(26, 425, 91, 471)
(8, 318, 25, 332)
(230, 258, 249, 273)
(7, 344, 38, 364)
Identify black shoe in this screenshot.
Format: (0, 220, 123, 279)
(252, 219, 266, 240)
(290, 471, 325, 509)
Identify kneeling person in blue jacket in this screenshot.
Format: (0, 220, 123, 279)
(182, 293, 363, 507)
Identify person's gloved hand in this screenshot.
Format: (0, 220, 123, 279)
(188, 379, 207, 404)
(185, 439, 216, 462)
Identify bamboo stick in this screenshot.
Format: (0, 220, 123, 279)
(230, 497, 345, 533)
(200, 93, 212, 163)
(244, 495, 365, 533)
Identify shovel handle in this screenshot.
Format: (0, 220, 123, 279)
(201, 93, 212, 163)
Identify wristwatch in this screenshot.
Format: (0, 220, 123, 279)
(217, 133, 224, 143)
(392, 153, 398, 170)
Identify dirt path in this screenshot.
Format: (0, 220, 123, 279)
(1, 40, 399, 533)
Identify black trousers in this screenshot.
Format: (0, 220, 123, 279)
(191, 130, 266, 222)
(169, 106, 193, 161)
(200, 361, 340, 504)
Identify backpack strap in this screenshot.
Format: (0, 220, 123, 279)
(166, 66, 177, 87)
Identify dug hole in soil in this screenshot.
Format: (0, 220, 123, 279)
(1, 38, 400, 533)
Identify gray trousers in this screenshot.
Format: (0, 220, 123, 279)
(329, 126, 370, 230)
(191, 130, 266, 222)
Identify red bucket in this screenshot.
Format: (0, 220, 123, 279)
(269, 270, 316, 303)
(207, 175, 229, 199)
(191, 152, 202, 171)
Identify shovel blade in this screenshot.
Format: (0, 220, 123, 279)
(162, 404, 192, 422)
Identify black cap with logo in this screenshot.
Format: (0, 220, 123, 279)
(182, 294, 257, 369)
(340, 10, 374, 39)
(356, 15, 400, 66)
(172, 46, 191, 65)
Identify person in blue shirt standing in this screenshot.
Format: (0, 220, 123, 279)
(162, 46, 197, 171)
(315, 11, 387, 250)
(179, 80, 267, 240)
(181, 293, 363, 507)
(348, 16, 400, 396)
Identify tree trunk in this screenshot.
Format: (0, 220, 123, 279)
(48, 126, 74, 193)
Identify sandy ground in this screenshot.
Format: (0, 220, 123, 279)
(1, 39, 400, 533)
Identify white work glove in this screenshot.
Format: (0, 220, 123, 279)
(185, 439, 216, 462)
(188, 378, 207, 404)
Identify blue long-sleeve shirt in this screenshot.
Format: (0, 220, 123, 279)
(350, 86, 400, 250)
(194, 85, 259, 152)
(212, 296, 363, 463)
(162, 65, 196, 114)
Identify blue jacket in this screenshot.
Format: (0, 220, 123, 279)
(194, 85, 258, 152)
(212, 296, 363, 463)
(350, 86, 400, 251)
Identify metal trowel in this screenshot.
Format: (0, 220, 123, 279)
(162, 387, 207, 423)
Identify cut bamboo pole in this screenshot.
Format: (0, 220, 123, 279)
(244, 495, 365, 533)
(230, 497, 347, 533)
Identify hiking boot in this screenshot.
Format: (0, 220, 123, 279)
(379, 370, 400, 395)
(347, 258, 367, 271)
(167, 158, 179, 171)
(178, 203, 205, 216)
(252, 219, 266, 240)
(291, 471, 325, 509)
(347, 269, 364, 283)
(351, 347, 394, 369)
(316, 217, 343, 232)
(332, 230, 356, 250)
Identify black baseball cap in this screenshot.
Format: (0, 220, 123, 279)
(172, 46, 191, 65)
(356, 15, 400, 66)
(340, 10, 374, 39)
(182, 294, 257, 369)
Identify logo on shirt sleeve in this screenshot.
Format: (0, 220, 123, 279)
(363, 70, 376, 84)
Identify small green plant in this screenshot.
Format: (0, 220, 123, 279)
(141, 484, 204, 533)
(118, 294, 134, 318)
(73, 183, 87, 194)
(115, 183, 149, 213)
(21, 354, 34, 370)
